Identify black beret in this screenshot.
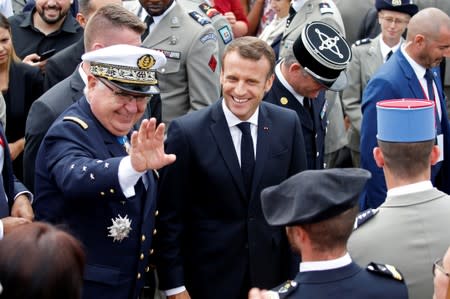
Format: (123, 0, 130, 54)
(261, 168, 371, 226)
(375, 0, 418, 17)
(292, 21, 351, 92)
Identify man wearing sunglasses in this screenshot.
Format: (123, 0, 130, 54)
(33, 44, 176, 299)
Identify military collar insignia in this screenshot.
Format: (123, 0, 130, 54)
(107, 214, 132, 242)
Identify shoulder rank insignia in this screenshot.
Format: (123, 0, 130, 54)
(63, 116, 88, 130)
(353, 38, 371, 47)
(319, 2, 334, 15)
(367, 262, 404, 281)
(189, 11, 211, 26)
(353, 208, 378, 230)
(265, 280, 298, 298)
(198, 2, 220, 19)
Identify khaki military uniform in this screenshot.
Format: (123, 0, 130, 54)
(142, 2, 221, 124)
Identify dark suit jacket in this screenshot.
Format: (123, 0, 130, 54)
(24, 69, 84, 192)
(43, 37, 84, 92)
(33, 97, 157, 299)
(0, 124, 29, 218)
(4, 61, 43, 181)
(360, 49, 450, 209)
(264, 74, 327, 169)
(156, 100, 308, 299)
(274, 262, 408, 298)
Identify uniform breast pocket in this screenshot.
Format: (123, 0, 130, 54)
(157, 57, 181, 75)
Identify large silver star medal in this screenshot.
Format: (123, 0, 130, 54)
(107, 214, 132, 242)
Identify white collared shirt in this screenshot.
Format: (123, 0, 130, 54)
(275, 62, 307, 106)
(379, 38, 402, 63)
(139, 0, 177, 34)
(300, 252, 352, 272)
(387, 180, 433, 197)
(401, 46, 442, 120)
(222, 99, 258, 165)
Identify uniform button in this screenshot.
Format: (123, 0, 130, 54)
(315, 133, 318, 138)
(316, 152, 319, 157)
(154, 210, 159, 216)
(137, 273, 141, 279)
(141, 235, 146, 242)
(145, 266, 150, 272)
(153, 229, 157, 235)
(110, 188, 115, 194)
(100, 191, 105, 196)
(140, 253, 144, 260)
(149, 249, 154, 255)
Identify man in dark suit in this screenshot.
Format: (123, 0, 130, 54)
(249, 168, 408, 298)
(155, 36, 307, 299)
(264, 21, 351, 169)
(360, 7, 450, 210)
(33, 44, 175, 299)
(23, 4, 145, 191)
(43, 0, 121, 91)
(0, 123, 33, 239)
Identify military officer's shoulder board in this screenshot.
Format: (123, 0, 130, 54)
(353, 208, 378, 230)
(63, 116, 88, 130)
(189, 11, 211, 26)
(198, 2, 220, 19)
(266, 280, 298, 298)
(367, 262, 404, 282)
(353, 38, 371, 47)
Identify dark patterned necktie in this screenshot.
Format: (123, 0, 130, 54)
(141, 15, 154, 40)
(424, 69, 435, 101)
(237, 122, 255, 198)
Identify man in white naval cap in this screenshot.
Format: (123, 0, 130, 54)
(349, 99, 450, 299)
(33, 44, 176, 299)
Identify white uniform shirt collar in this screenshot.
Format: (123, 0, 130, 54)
(78, 63, 88, 85)
(222, 99, 259, 127)
(401, 45, 426, 80)
(300, 253, 352, 272)
(387, 180, 433, 197)
(139, 0, 177, 25)
(275, 62, 306, 106)
(379, 38, 402, 62)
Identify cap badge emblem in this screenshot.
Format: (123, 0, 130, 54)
(137, 54, 155, 70)
(316, 28, 344, 59)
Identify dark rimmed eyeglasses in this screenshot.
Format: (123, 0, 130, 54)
(98, 77, 150, 104)
(433, 258, 450, 277)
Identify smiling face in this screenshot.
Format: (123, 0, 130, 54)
(35, 0, 72, 24)
(87, 75, 148, 136)
(220, 50, 274, 121)
(270, 0, 290, 19)
(139, 0, 173, 16)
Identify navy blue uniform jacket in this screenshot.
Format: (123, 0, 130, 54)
(360, 49, 450, 209)
(33, 97, 157, 299)
(274, 262, 408, 298)
(264, 74, 327, 169)
(155, 100, 308, 299)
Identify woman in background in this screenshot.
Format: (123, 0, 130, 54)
(0, 13, 43, 181)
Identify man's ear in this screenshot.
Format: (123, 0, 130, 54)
(430, 145, 441, 165)
(373, 147, 384, 168)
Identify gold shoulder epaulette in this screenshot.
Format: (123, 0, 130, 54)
(367, 262, 404, 281)
(63, 116, 88, 130)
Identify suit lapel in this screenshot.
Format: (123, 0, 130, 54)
(209, 101, 247, 199)
(397, 51, 425, 98)
(70, 70, 85, 103)
(252, 105, 271, 198)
